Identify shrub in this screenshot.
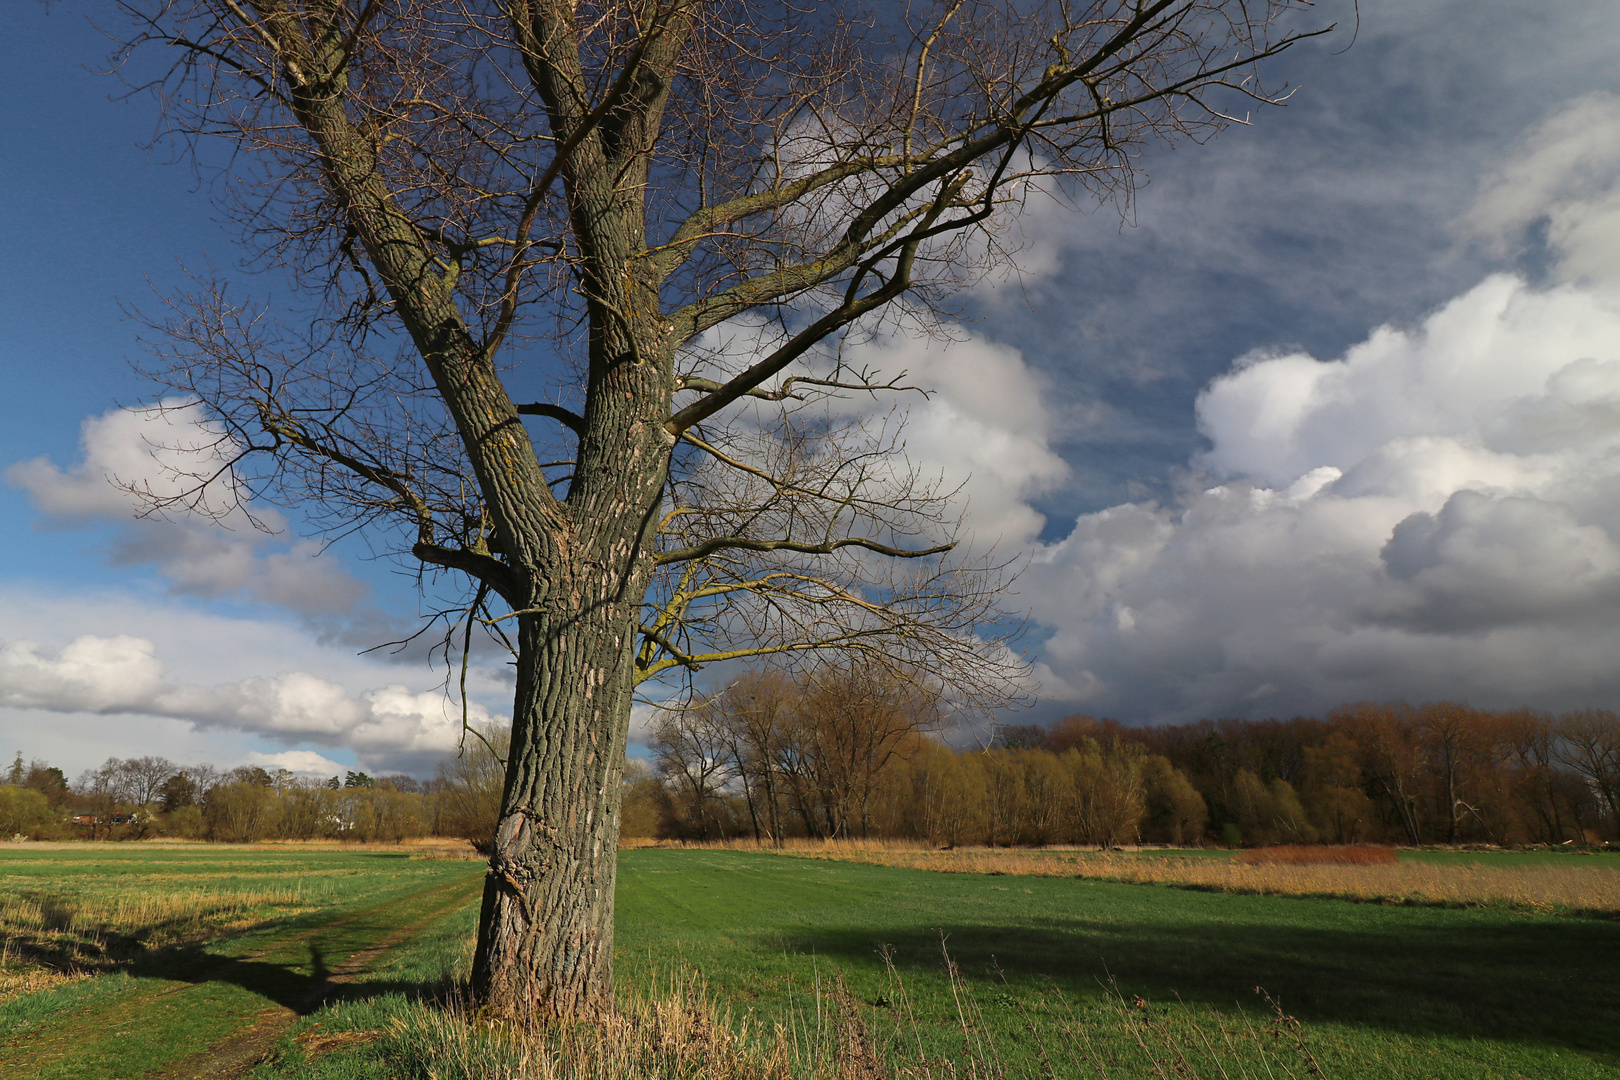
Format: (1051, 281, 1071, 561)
(0, 786, 53, 838)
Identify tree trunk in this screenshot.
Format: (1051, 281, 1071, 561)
(470, 603, 637, 1017)
(468, 332, 671, 1014)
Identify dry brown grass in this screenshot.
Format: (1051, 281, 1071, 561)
(757, 843, 1620, 914)
(0, 935, 94, 1003)
(2, 837, 481, 855)
(0, 879, 327, 1003)
(387, 964, 1326, 1080)
(620, 836, 930, 853)
(0, 884, 315, 941)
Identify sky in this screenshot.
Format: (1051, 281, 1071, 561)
(5, 1, 1620, 779)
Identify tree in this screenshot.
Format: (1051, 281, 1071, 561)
(1140, 754, 1205, 845)
(619, 757, 668, 838)
(787, 665, 943, 839)
(112, 0, 1322, 1016)
(1559, 710, 1620, 840)
(1336, 703, 1425, 845)
(649, 699, 736, 839)
(73, 763, 125, 840)
(231, 765, 277, 787)
(0, 786, 54, 838)
(708, 671, 795, 843)
(433, 721, 511, 849)
(982, 749, 1027, 846)
(160, 771, 200, 813)
(204, 781, 281, 841)
(1418, 702, 1479, 844)
(119, 756, 180, 807)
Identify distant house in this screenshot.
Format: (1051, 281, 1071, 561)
(68, 811, 139, 827)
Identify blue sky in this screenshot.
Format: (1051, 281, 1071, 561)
(6, 1, 1620, 779)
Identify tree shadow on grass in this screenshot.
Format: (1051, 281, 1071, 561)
(2, 890, 466, 1020)
(777, 912, 1620, 1058)
(109, 938, 456, 1016)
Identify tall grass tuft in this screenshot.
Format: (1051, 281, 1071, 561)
(380, 955, 1327, 1080)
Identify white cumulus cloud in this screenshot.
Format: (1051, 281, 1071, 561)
(0, 633, 495, 771)
(1026, 95, 1620, 721)
(242, 749, 352, 778)
(840, 331, 1070, 548)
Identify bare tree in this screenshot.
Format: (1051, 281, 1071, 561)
(709, 670, 795, 843)
(790, 664, 943, 838)
(432, 720, 511, 849)
(118, 756, 180, 807)
(1559, 710, 1620, 839)
(649, 701, 735, 838)
(109, 0, 1325, 1016)
(1418, 702, 1479, 845)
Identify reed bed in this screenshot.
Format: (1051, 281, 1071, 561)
(771, 845, 1620, 915)
(1238, 844, 1398, 866)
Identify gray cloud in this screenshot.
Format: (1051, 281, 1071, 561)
(1019, 93, 1620, 721)
(969, 2, 1620, 522)
(7, 400, 372, 620)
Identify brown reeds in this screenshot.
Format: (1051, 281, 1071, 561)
(1238, 844, 1398, 866)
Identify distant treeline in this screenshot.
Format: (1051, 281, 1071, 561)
(0, 744, 507, 845)
(640, 673, 1620, 847)
(5, 683, 1615, 850)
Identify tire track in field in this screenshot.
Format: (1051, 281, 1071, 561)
(0, 870, 484, 1080)
(154, 874, 483, 1079)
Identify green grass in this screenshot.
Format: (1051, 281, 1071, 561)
(614, 849, 1620, 1079)
(0, 845, 484, 1079)
(2, 844, 1617, 1078)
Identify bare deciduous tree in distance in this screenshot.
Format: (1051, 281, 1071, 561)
(109, 0, 1327, 1018)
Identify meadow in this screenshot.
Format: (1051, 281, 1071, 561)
(0, 843, 1614, 1078)
(772, 841, 1620, 915)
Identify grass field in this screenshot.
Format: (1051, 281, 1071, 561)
(773, 842, 1620, 915)
(0, 844, 485, 1079)
(0, 844, 1616, 1078)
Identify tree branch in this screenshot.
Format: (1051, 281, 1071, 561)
(657, 535, 954, 567)
(516, 402, 586, 436)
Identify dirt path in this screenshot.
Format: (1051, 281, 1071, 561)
(0, 871, 484, 1080)
(154, 875, 482, 1079)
